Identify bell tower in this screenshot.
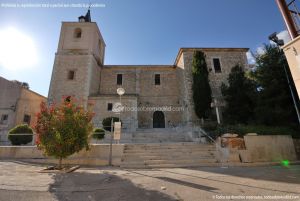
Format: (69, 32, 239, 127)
(48, 10, 105, 106)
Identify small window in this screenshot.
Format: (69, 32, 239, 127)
(1, 114, 8, 124)
(107, 103, 113, 111)
(1, 114, 8, 121)
(213, 58, 222, 73)
(117, 74, 123, 85)
(68, 70, 75, 80)
(74, 28, 82, 38)
(155, 74, 160, 85)
(23, 114, 31, 125)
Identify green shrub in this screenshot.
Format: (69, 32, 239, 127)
(92, 128, 105, 140)
(102, 117, 120, 132)
(208, 124, 300, 139)
(8, 124, 33, 145)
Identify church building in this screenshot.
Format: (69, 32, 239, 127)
(48, 11, 249, 131)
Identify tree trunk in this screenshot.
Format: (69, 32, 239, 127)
(58, 157, 62, 170)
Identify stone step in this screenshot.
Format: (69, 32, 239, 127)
(121, 142, 218, 168)
(120, 160, 218, 168)
(122, 156, 215, 162)
(120, 163, 219, 168)
(132, 136, 186, 138)
(124, 142, 214, 147)
(124, 144, 215, 148)
(132, 137, 187, 140)
(122, 151, 215, 158)
(132, 139, 187, 141)
(132, 140, 190, 143)
(123, 150, 216, 155)
(124, 146, 216, 151)
(123, 151, 215, 155)
(133, 133, 185, 136)
(135, 128, 177, 132)
(121, 157, 216, 164)
(132, 138, 187, 141)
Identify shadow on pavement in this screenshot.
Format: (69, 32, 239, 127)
(187, 165, 300, 184)
(160, 166, 300, 194)
(156, 177, 218, 192)
(127, 170, 219, 193)
(49, 171, 177, 201)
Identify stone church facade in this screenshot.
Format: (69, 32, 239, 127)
(48, 12, 249, 131)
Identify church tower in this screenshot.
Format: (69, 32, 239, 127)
(48, 10, 105, 106)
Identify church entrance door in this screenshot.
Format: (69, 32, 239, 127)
(153, 111, 165, 128)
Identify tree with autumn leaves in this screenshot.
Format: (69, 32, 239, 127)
(35, 99, 94, 169)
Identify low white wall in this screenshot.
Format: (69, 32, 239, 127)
(0, 144, 125, 166)
(243, 135, 297, 162)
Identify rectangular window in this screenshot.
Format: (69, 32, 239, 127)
(23, 114, 31, 125)
(107, 103, 113, 111)
(117, 74, 123, 85)
(68, 70, 75, 80)
(155, 74, 160, 85)
(1, 114, 8, 124)
(213, 58, 222, 73)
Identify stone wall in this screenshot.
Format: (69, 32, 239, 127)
(0, 77, 22, 131)
(48, 54, 91, 105)
(0, 144, 125, 166)
(177, 48, 248, 123)
(89, 95, 138, 131)
(47, 18, 251, 129)
(15, 88, 46, 128)
(0, 77, 46, 144)
(99, 66, 183, 128)
(48, 21, 104, 106)
(216, 135, 298, 163)
(293, 139, 300, 160)
(57, 22, 105, 65)
(243, 135, 297, 162)
(100, 67, 137, 95)
(138, 67, 182, 128)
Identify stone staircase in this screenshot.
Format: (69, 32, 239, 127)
(132, 128, 192, 143)
(120, 143, 217, 168)
(92, 128, 192, 144)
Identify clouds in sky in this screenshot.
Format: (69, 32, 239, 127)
(274, 30, 291, 45)
(246, 51, 256, 64)
(246, 30, 291, 65)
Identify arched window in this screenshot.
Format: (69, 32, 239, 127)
(74, 28, 82, 38)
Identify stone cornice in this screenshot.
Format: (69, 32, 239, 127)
(174, 47, 249, 66)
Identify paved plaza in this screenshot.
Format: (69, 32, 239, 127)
(0, 161, 299, 201)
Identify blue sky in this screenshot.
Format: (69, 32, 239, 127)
(0, 0, 287, 96)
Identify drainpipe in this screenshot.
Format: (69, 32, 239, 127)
(276, 0, 298, 39)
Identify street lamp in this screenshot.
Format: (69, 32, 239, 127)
(116, 88, 125, 121)
(211, 98, 221, 125)
(109, 87, 125, 165)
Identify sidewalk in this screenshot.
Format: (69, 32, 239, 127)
(0, 161, 299, 201)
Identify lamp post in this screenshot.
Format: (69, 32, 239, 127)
(211, 99, 221, 125)
(117, 88, 125, 121)
(109, 88, 125, 166)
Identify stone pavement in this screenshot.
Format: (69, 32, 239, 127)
(0, 161, 299, 201)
